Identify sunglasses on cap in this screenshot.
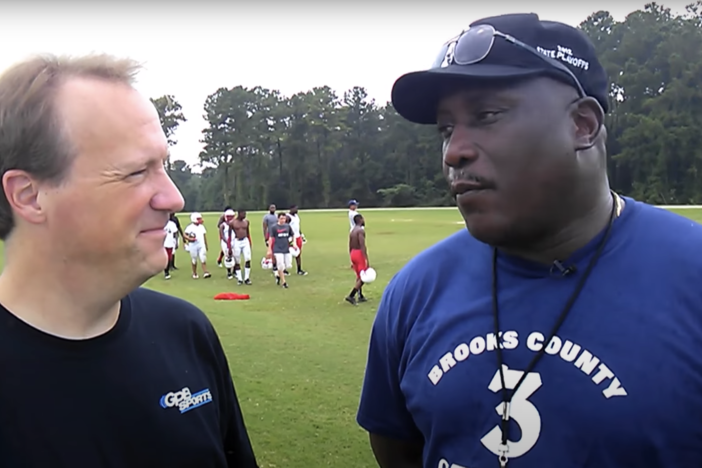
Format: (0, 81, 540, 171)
(431, 24, 587, 98)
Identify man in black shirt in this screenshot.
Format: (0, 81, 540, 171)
(0, 54, 258, 467)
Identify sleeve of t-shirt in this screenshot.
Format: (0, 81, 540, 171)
(268, 225, 276, 241)
(205, 323, 259, 467)
(356, 274, 423, 441)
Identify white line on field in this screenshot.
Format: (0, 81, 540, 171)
(189, 205, 702, 215)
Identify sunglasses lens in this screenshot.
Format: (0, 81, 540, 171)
(454, 24, 496, 65)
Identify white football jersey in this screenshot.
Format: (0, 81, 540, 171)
(349, 209, 358, 231)
(163, 220, 178, 249)
(184, 223, 207, 245)
(288, 213, 301, 238)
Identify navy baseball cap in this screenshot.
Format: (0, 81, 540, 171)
(392, 13, 609, 125)
(348, 199, 359, 207)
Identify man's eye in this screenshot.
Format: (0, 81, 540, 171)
(437, 124, 454, 139)
(128, 169, 147, 178)
(475, 110, 502, 123)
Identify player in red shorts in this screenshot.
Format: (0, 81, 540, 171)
(346, 214, 369, 305)
(287, 205, 307, 276)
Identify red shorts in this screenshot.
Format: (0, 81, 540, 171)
(295, 236, 303, 251)
(350, 249, 367, 278)
(165, 247, 174, 261)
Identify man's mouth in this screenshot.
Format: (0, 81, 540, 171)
(450, 176, 493, 196)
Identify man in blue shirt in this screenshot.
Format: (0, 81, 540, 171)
(357, 13, 702, 468)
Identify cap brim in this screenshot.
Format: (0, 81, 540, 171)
(391, 64, 545, 125)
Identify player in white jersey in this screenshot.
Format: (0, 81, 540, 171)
(216, 206, 233, 267)
(168, 212, 184, 271)
(348, 199, 360, 231)
(163, 218, 178, 280)
(183, 212, 211, 279)
(287, 205, 307, 276)
(219, 209, 236, 280)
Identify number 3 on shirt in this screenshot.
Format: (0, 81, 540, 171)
(480, 365, 543, 460)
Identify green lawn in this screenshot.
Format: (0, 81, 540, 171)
(9, 205, 702, 467)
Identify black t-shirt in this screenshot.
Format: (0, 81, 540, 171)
(0, 288, 258, 468)
(268, 223, 293, 254)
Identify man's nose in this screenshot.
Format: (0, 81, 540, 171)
(153, 168, 185, 213)
(443, 125, 480, 168)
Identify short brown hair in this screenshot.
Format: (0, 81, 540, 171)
(0, 54, 142, 239)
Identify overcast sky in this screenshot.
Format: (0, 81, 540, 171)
(0, 1, 689, 167)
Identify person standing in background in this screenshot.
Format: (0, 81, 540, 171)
(262, 204, 285, 274)
(287, 205, 307, 276)
(220, 210, 236, 280)
(184, 212, 211, 279)
(216, 205, 233, 267)
(169, 212, 184, 270)
(163, 216, 178, 279)
(230, 209, 253, 285)
(348, 199, 360, 231)
(267, 212, 294, 289)
(346, 214, 369, 305)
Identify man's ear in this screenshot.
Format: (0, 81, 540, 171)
(2, 170, 45, 226)
(572, 97, 605, 152)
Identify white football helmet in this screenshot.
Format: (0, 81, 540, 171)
(360, 267, 377, 284)
(289, 245, 301, 258)
(261, 257, 273, 270)
(223, 256, 236, 269)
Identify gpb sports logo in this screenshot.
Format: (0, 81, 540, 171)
(160, 387, 213, 414)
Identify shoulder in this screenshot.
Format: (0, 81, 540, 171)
(619, 198, 702, 272)
(129, 288, 208, 321)
(402, 228, 481, 276)
(622, 198, 702, 252)
(127, 288, 218, 340)
(377, 228, 486, 323)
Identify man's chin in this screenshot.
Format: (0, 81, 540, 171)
(140, 251, 169, 280)
(462, 214, 511, 247)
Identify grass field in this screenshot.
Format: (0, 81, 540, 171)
(18, 206, 702, 467)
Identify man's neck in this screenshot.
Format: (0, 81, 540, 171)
(500, 190, 617, 265)
(0, 244, 123, 340)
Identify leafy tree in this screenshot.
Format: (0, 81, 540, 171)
(158, 3, 702, 210)
(151, 95, 187, 172)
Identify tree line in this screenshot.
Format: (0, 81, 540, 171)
(152, 2, 702, 211)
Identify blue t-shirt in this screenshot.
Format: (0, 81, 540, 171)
(357, 198, 702, 468)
